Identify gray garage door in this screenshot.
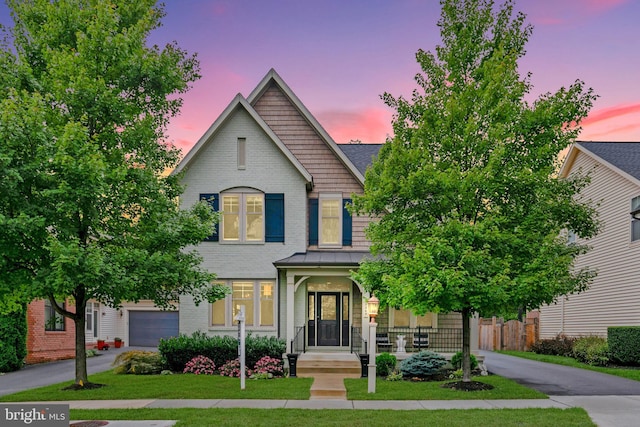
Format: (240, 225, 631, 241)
(129, 311, 179, 347)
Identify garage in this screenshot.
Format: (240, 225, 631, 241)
(128, 311, 179, 347)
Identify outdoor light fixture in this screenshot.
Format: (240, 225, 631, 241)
(367, 295, 379, 323)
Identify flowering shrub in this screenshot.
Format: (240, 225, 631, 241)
(183, 355, 216, 375)
(219, 358, 252, 377)
(253, 356, 284, 377)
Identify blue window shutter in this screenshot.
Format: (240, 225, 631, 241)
(265, 193, 285, 242)
(342, 198, 352, 246)
(309, 198, 318, 246)
(199, 193, 219, 241)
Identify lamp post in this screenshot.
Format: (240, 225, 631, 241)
(367, 295, 379, 393)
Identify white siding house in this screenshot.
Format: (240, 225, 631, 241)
(539, 142, 640, 338)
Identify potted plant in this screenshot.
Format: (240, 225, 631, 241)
(114, 337, 123, 348)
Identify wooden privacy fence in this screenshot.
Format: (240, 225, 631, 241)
(479, 317, 539, 351)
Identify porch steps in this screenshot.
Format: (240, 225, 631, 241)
(296, 353, 361, 400)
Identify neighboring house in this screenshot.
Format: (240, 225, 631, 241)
(175, 69, 471, 354)
(25, 298, 75, 363)
(539, 141, 640, 339)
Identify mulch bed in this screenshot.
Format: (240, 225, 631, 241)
(62, 382, 105, 391)
(441, 380, 494, 391)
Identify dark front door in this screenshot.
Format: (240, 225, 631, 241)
(317, 292, 340, 346)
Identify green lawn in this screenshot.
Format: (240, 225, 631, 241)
(70, 408, 594, 427)
(1, 370, 548, 402)
(499, 351, 640, 382)
(0, 371, 312, 401)
(345, 375, 547, 400)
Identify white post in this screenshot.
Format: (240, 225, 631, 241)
(368, 320, 377, 393)
(235, 305, 246, 390)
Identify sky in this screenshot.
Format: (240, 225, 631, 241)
(1, 0, 640, 155)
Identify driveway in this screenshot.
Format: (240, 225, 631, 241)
(480, 350, 640, 395)
(0, 346, 155, 397)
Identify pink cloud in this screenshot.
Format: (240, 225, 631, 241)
(581, 103, 640, 126)
(317, 108, 392, 144)
(526, 0, 628, 26)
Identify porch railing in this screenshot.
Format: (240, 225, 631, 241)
(375, 327, 463, 354)
(290, 325, 306, 354)
(350, 326, 367, 355)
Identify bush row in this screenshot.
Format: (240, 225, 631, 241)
(158, 331, 286, 372)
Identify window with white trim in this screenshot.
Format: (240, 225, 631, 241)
(45, 299, 65, 331)
(390, 308, 436, 328)
(632, 196, 640, 242)
(210, 280, 275, 327)
(319, 194, 342, 247)
(221, 192, 264, 242)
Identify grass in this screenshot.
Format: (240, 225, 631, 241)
(0, 371, 312, 402)
(71, 408, 595, 427)
(345, 375, 547, 400)
(499, 351, 640, 382)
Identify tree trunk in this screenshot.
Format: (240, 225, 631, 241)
(74, 302, 88, 385)
(462, 307, 471, 383)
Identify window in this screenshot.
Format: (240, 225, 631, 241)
(237, 138, 246, 170)
(200, 192, 284, 243)
(320, 195, 341, 246)
(210, 280, 276, 327)
(309, 195, 352, 247)
(221, 193, 264, 242)
(632, 196, 640, 242)
(45, 299, 65, 331)
(391, 308, 436, 328)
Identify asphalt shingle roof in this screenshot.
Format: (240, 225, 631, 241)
(274, 251, 373, 267)
(577, 141, 640, 182)
(338, 144, 383, 175)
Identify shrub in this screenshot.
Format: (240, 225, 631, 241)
(0, 306, 27, 373)
(183, 355, 217, 375)
(399, 351, 447, 379)
(113, 350, 164, 375)
(531, 335, 576, 357)
(253, 356, 284, 377)
(376, 353, 397, 377)
(219, 358, 252, 377)
(245, 335, 286, 368)
(608, 327, 640, 366)
(573, 336, 609, 366)
(158, 332, 286, 372)
(450, 351, 478, 371)
(159, 331, 237, 372)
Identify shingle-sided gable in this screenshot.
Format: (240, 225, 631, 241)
(249, 70, 365, 196)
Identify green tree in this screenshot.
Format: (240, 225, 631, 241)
(351, 0, 599, 385)
(0, 0, 226, 386)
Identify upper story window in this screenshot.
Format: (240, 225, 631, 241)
(222, 193, 264, 242)
(631, 196, 640, 242)
(200, 192, 284, 243)
(309, 195, 352, 248)
(237, 138, 246, 170)
(45, 299, 65, 331)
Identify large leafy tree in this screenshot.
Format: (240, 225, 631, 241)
(352, 0, 599, 385)
(0, 0, 225, 386)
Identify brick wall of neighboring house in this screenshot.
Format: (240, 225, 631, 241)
(26, 299, 76, 364)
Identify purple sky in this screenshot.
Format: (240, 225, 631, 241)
(2, 0, 639, 154)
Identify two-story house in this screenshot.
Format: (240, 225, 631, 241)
(175, 69, 467, 354)
(539, 141, 640, 338)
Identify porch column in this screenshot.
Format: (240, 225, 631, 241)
(470, 314, 479, 352)
(286, 272, 295, 352)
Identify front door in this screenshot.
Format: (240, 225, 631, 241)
(317, 292, 340, 346)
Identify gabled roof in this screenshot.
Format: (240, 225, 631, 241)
(173, 93, 313, 188)
(247, 69, 367, 186)
(338, 144, 383, 175)
(561, 141, 640, 187)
